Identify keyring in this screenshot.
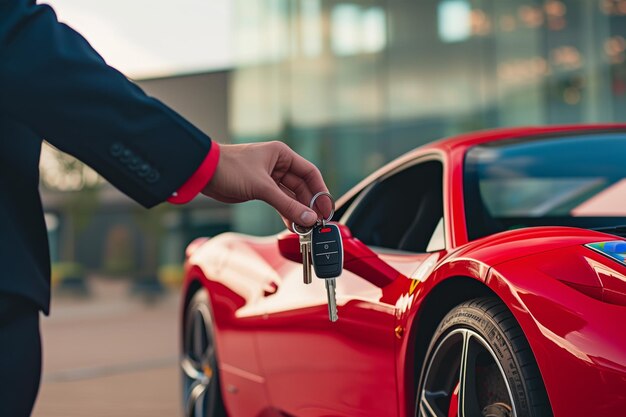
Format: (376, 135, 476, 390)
(292, 222, 312, 236)
(309, 191, 335, 225)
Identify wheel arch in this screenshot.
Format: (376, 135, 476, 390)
(182, 278, 203, 324)
(402, 276, 497, 416)
(182, 268, 214, 336)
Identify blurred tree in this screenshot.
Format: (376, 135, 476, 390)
(40, 143, 102, 192)
(40, 143, 102, 282)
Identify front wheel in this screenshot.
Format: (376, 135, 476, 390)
(416, 298, 552, 417)
(181, 290, 227, 417)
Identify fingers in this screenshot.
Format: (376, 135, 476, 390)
(280, 173, 333, 221)
(279, 172, 314, 208)
(262, 182, 318, 227)
(278, 145, 333, 220)
(281, 146, 328, 196)
(276, 185, 301, 230)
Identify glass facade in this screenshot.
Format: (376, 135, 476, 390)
(230, 0, 626, 235)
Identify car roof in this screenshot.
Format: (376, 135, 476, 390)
(336, 124, 626, 210)
(419, 123, 626, 153)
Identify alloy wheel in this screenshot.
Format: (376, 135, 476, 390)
(419, 328, 515, 417)
(181, 293, 220, 417)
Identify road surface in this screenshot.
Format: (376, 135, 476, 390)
(33, 279, 182, 417)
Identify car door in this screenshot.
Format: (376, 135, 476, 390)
(255, 156, 445, 417)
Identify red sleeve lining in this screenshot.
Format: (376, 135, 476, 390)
(167, 142, 220, 204)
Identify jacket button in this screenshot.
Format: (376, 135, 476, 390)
(128, 156, 142, 170)
(138, 164, 151, 177)
(120, 149, 133, 163)
(110, 143, 124, 157)
(146, 169, 160, 184)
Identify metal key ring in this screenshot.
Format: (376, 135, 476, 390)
(292, 222, 312, 236)
(309, 191, 335, 225)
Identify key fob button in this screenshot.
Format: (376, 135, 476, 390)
(315, 252, 339, 265)
(315, 241, 338, 252)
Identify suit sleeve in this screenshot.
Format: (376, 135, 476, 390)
(0, 0, 214, 208)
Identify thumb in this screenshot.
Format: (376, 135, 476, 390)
(262, 184, 318, 227)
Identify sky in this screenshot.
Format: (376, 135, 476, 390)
(41, 0, 233, 79)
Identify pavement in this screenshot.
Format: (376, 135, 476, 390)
(32, 278, 183, 417)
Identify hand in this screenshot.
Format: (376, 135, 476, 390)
(202, 141, 331, 229)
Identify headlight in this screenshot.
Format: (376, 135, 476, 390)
(586, 241, 626, 266)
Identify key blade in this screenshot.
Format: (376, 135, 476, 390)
(303, 248, 312, 284)
(299, 232, 313, 285)
(325, 279, 338, 322)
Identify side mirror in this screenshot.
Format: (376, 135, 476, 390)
(277, 223, 397, 287)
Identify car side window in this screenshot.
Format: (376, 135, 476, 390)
(345, 159, 444, 253)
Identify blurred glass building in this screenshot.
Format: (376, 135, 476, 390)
(230, 0, 626, 234)
(39, 0, 626, 279)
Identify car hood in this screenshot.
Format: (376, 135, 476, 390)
(446, 226, 623, 268)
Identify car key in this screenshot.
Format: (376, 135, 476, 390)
(293, 223, 313, 285)
(324, 279, 338, 322)
(311, 223, 343, 321)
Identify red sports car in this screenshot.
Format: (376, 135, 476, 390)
(180, 125, 626, 417)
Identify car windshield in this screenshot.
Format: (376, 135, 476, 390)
(464, 132, 626, 241)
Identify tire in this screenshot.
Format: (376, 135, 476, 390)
(416, 297, 552, 417)
(181, 290, 227, 417)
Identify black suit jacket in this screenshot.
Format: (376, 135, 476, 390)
(0, 0, 214, 313)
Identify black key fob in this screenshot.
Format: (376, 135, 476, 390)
(311, 223, 343, 279)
